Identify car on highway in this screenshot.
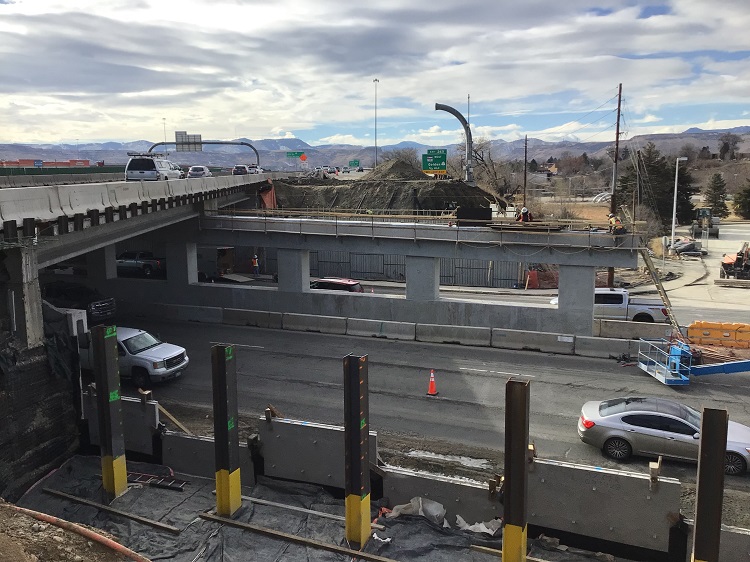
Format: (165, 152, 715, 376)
(125, 153, 183, 181)
(42, 280, 116, 324)
(188, 165, 212, 178)
(232, 164, 251, 175)
(310, 277, 365, 292)
(342, 166, 350, 173)
(171, 163, 186, 179)
(79, 327, 188, 389)
(578, 396, 750, 475)
(248, 165, 263, 174)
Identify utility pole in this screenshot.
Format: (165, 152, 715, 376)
(523, 135, 528, 207)
(373, 79, 379, 167)
(607, 83, 622, 289)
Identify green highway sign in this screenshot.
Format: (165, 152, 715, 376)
(422, 153, 447, 174)
(286, 151, 305, 158)
(349, 160, 360, 167)
(427, 149, 447, 155)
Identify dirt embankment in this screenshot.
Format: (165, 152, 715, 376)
(274, 159, 495, 212)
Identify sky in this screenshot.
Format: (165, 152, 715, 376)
(1, 0, 749, 148)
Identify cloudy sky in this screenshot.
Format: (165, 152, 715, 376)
(1, 0, 748, 147)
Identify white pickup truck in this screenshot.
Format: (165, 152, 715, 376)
(79, 326, 189, 388)
(551, 287, 668, 323)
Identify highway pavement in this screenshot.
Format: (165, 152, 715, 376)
(122, 317, 750, 488)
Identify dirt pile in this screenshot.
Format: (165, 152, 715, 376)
(272, 176, 493, 212)
(0, 499, 128, 562)
(362, 159, 429, 181)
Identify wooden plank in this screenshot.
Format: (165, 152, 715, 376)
(200, 511, 397, 562)
(158, 404, 194, 435)
(213, 491, 385, 531)
(43, 488, 181, 535)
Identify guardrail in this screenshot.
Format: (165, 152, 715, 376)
(0, 174, 281, 245)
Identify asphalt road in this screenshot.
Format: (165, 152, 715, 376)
(125, 318, 750, 488)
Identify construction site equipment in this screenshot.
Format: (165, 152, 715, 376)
(128, 471, 189, 491)
(638, 248, 681, 336)
(720, 242, 750, 279)
(689, 207, 720, 239)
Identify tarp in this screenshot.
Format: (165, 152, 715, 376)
(17, 456, 638, 561)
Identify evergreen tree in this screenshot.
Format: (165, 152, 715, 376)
(734, 181, 750, 219)
(704, 173, 729, 218)
(616, 142, 697, 233)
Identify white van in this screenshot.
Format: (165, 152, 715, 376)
(125, 153, 183, 181)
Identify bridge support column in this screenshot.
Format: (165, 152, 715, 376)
(165, 241, 198, 287)
(277, 249, 310, 292)
(405, 256, 440, 301)
(87, 245, 117, 283)
(557, 265, 595, 336)
(0, 246, 44, 349)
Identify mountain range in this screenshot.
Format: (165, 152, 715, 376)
(1, 127, 748, 170)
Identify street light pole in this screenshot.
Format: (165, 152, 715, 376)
(162, 118, 167, 156)
(373, 78, 379, 168)
(671, 156, 688, 249)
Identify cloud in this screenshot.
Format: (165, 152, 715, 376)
(0, 0, 748, 144)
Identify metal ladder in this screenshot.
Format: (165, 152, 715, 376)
(639, 246, 682, 337)
(127, 471, 188, 491)
(619, 205, 682, 336)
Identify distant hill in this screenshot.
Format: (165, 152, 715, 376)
(0, 128, 747, 170)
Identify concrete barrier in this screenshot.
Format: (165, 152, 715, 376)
(169, 179, 190, 198)
(57, 182, 113, 216)
(0, 186, 64, 224)
(161, 431, 255, 486)
(118, 300, 224, 324)
(574, 335, 637, 358)
(282, 312, 347, 334)
(346, 318, 416, 340)
(142, 179, 172, 202)
(106, 181, 144, 208)
(416, 323, 491, 346)
(491, 328, 576, 354)
(223, 308, 283, 329)
(596, 319, 673, 340)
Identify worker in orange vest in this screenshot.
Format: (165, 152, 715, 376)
(251, 255, 260, 275)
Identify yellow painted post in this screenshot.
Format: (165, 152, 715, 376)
(212, 344, 241, 516)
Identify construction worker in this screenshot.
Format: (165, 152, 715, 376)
(516, 207, 533, 222)
(251, 254, 260, 275)
(608, 213, 626, 235)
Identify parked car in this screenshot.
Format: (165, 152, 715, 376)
(79, 326, 188, 389)
(125, 153, 182, 181)
(42, 280, 116, 324)
(310, 277, 365, 292)
(578, 396, 750, 475)
(116, 251, 166, 278)
(188, 165, 212, 178)
(232, 165, 251, 175)
(550, 287, 667, 323)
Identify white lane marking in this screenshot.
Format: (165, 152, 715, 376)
(210, 342, 265, 349)
(459, 367, 535, 378)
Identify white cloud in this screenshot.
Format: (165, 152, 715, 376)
(0, 0, 749, 144)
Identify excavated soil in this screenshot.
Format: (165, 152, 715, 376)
(274, 160, 493, 211)
(0, 499, 128, 562)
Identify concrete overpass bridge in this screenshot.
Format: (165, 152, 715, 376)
(0, 176, 641, 349)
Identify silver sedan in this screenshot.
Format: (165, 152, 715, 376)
(577, 397, 750, 475)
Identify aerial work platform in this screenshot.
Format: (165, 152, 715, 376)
(638, 338, 750, 385)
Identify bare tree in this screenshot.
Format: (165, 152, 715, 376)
(379, 147, 422, 170)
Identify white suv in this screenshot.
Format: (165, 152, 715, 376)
(125, 153, 183, 181)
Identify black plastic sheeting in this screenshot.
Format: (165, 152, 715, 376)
(18, 456, 637, 561)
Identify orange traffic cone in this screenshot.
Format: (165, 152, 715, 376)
(427, 369, 438, 396)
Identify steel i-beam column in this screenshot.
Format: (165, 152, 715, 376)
(503, 378, 530, 562)
(344, 354, 371, 549)
(212, 344, 241, 516)
(691, 408, 728, 562)
(91, 325, 128, 501)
